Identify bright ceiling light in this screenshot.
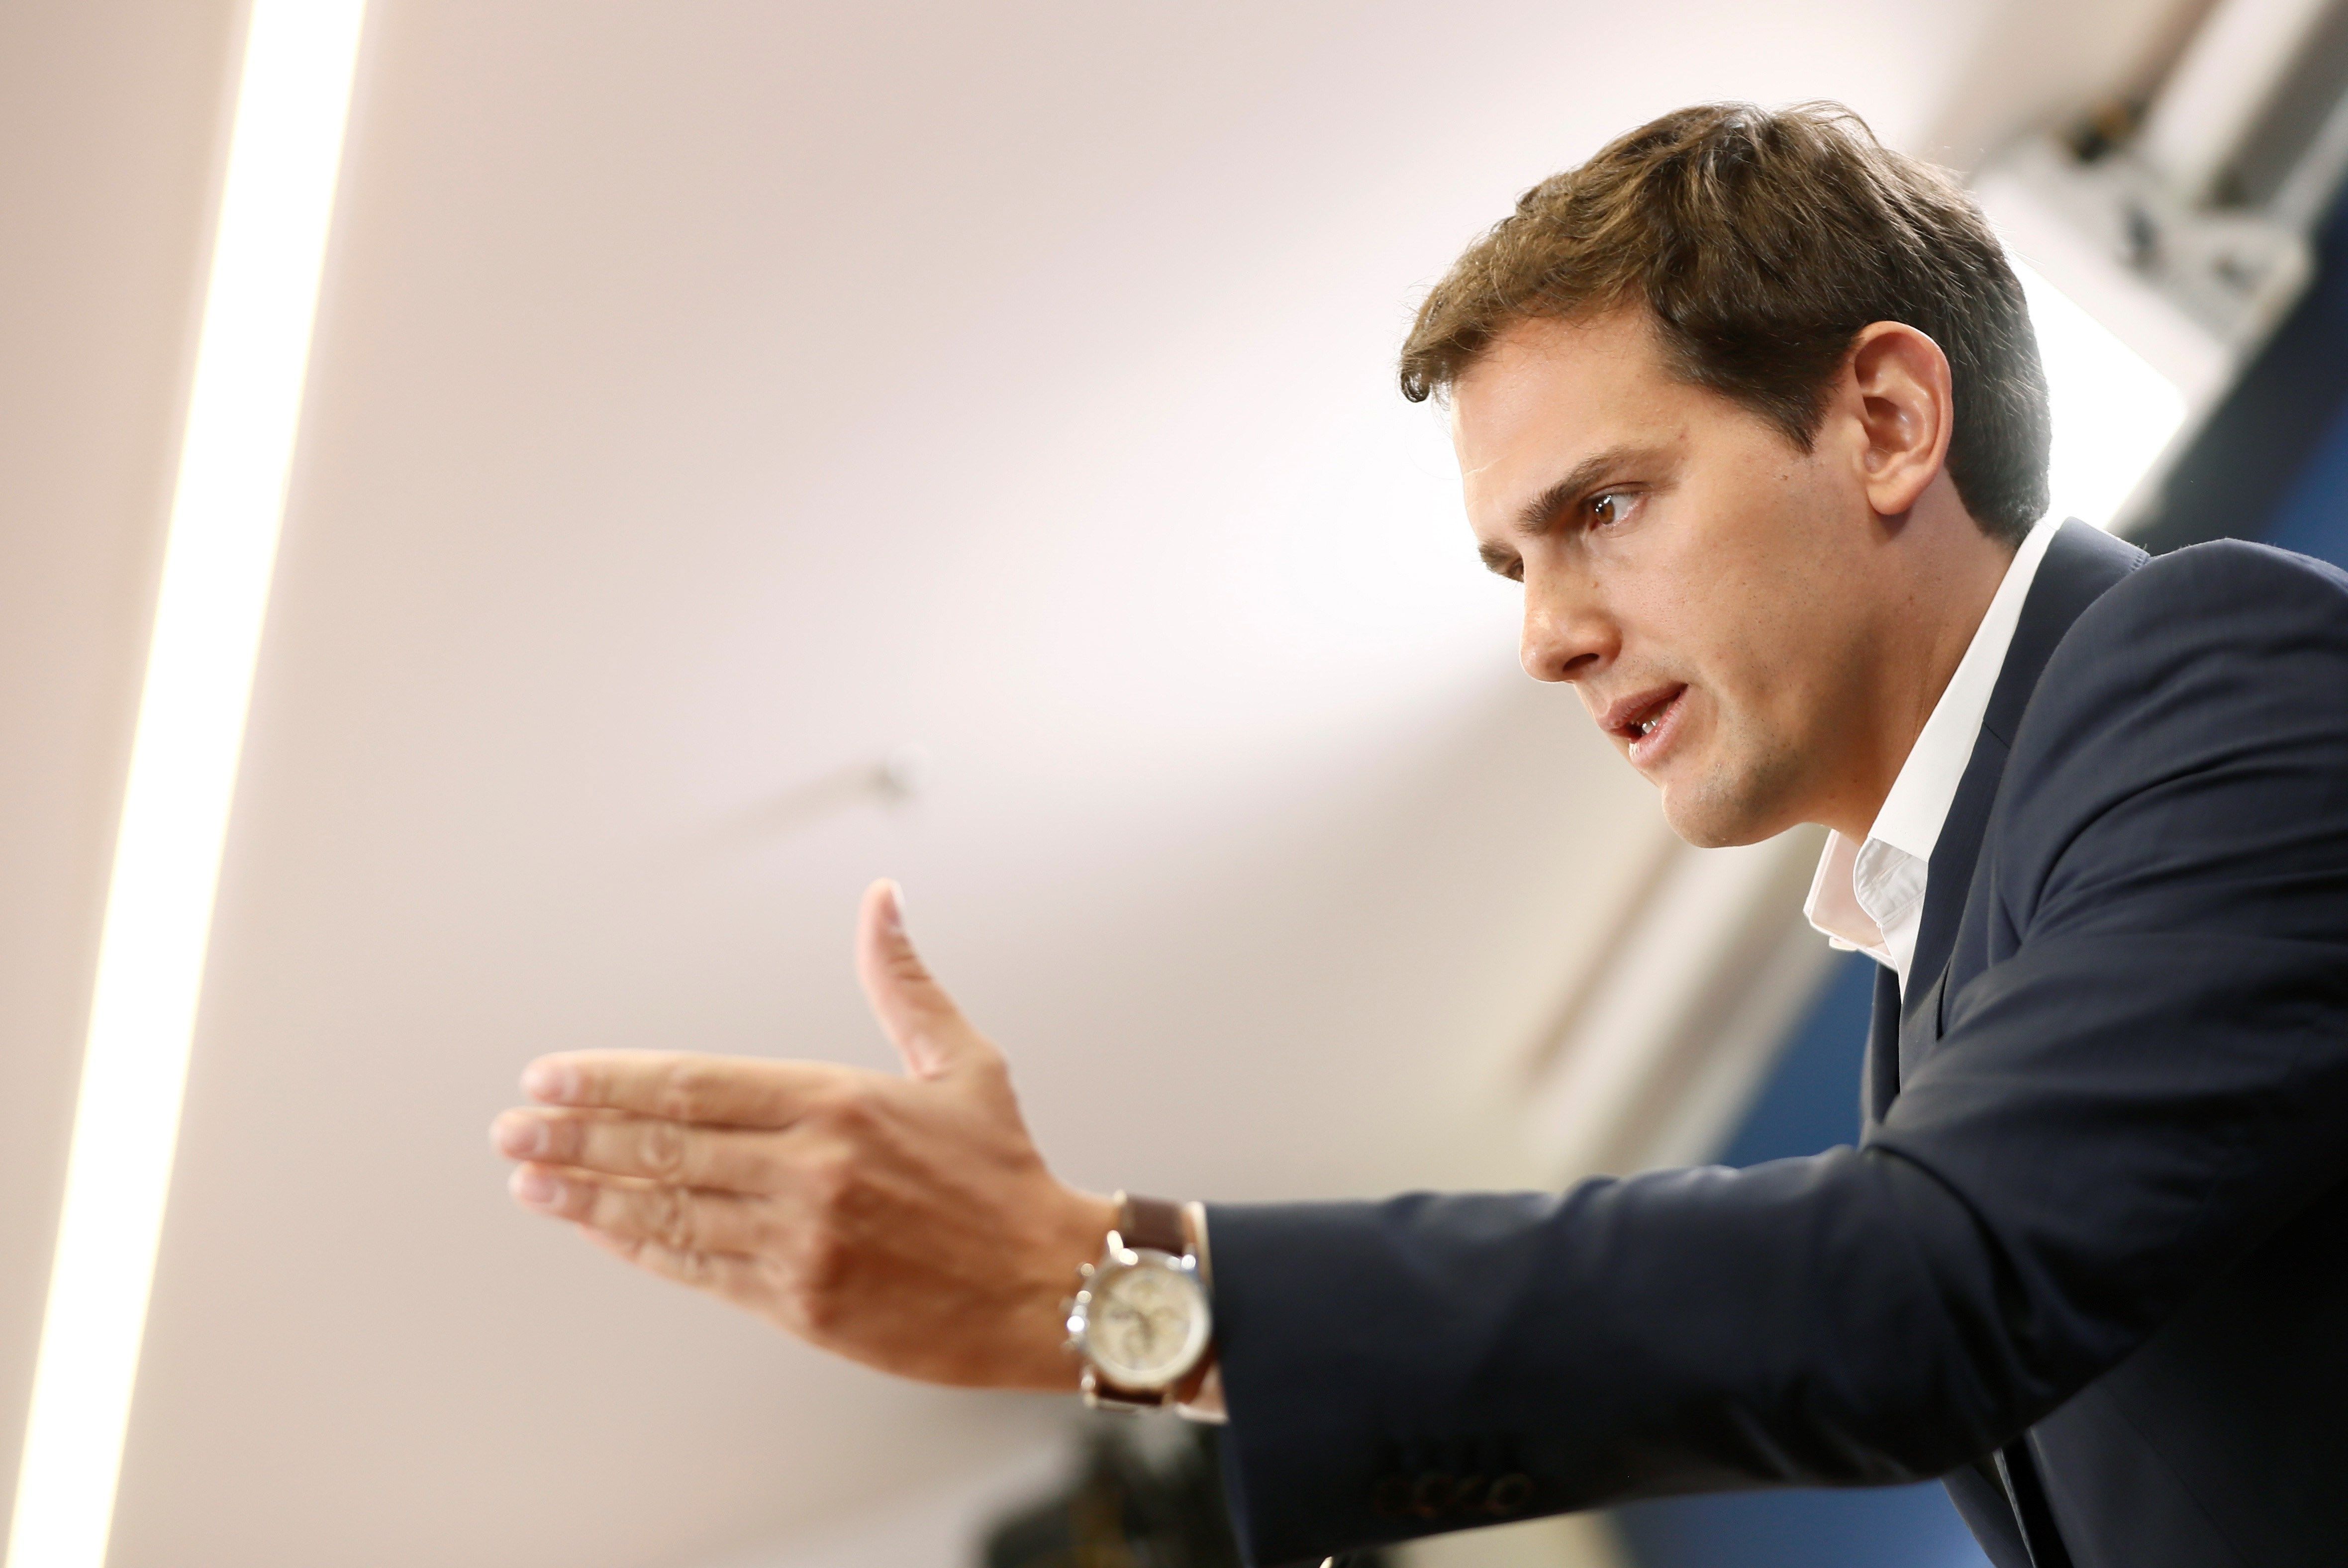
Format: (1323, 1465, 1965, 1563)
(2010, 256, 2189, 532)
(4, 4, 368, 1566)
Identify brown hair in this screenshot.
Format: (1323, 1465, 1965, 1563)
(1399, 102, 2050, 543)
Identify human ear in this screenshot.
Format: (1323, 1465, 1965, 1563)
(1844, 321, 1953, 518)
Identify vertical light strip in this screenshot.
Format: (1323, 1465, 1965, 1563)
(5, 4, 367, 1566)
(2009, 259, 2189, 532)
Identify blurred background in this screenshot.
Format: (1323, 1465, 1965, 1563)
(7, 2, 2348, 1566)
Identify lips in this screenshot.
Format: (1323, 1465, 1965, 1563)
(1599, 685, 1686, 744)
(1597, 684, 1690, 770)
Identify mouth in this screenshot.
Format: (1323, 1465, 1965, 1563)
(1600, 685, 1689, 767)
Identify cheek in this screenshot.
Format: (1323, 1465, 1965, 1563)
(1704, 584, 1837, 749)
(1631, 531, 1776, 690)
(1658, 491, 1844, 735)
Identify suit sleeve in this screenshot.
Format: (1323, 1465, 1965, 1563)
(1204, 541, 2348, 1567)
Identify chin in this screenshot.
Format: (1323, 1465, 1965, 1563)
(1659, 766, 1795, 849)
(1662, 809, 1753, 850)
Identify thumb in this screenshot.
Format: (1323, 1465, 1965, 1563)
(855, 880, 984, 1079)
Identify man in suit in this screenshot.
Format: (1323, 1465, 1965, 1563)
(489, 103, 2348, 1567)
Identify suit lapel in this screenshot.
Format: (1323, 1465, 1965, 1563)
(1862, 965, 1900, 1133)
(1863, 520, 2145, 1116)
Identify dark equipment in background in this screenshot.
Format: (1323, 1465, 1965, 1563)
(982, 1418, 1393, 1568)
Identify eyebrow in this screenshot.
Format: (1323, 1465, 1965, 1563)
(1517, 444, 1658, 536)
(1478, 442, 1663, 576)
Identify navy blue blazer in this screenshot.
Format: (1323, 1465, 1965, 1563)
(1206, 521, 2348, 1568)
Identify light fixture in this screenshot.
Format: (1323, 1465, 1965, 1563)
(4, 4, 368, 1566)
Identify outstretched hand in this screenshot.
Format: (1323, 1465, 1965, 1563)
(491, 880, 1115, 1389)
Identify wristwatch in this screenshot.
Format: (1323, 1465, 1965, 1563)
(1063, 1192, 1213, 1410)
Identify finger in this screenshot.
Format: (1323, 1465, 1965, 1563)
(508, 1164, 764, 1253)
(491, 1109, 782, 1193)
(577, 1225, 762, 1304)
(855, 879, 983, 1078)
(520, 1050, 848, 1127)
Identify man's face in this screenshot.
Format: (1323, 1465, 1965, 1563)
(1454, 308, 1894, 847)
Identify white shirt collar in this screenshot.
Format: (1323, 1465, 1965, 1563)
(1802, 514, 2063, 991)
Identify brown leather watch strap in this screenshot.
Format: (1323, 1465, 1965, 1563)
(1117, 1192, 1187, 1256)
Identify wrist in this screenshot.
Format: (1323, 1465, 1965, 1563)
(1016, 1187, 1115, 1390)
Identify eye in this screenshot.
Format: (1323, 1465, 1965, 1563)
(1588, 490, 1636, 528)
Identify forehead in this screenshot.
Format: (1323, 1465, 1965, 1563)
(1450, 308, 1688, 525)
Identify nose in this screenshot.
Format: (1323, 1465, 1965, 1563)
(1520, 575, 1615, 684)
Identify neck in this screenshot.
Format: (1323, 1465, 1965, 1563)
(1817, 496, 2018, 840)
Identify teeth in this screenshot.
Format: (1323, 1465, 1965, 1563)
(1637, 719, 1656, 737)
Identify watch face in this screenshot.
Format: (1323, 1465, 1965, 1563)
(1083, 1254, 1209, 1390)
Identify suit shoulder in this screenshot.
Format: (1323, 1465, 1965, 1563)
(2007, 538, 2348, 777)
(1988, 537, 2348, 933)
(2036, 538, 2348, 696)
(2083, 537, 2348, 631)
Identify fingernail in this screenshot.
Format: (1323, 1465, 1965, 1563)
(510, 1166, 564, 1208)
(883, 880, 905, 930)
(522, 1061, 577, 1102)
(491, 1112, 547, 1158)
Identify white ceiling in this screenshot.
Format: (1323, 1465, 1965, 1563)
(0, 2, 2197, 1565)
